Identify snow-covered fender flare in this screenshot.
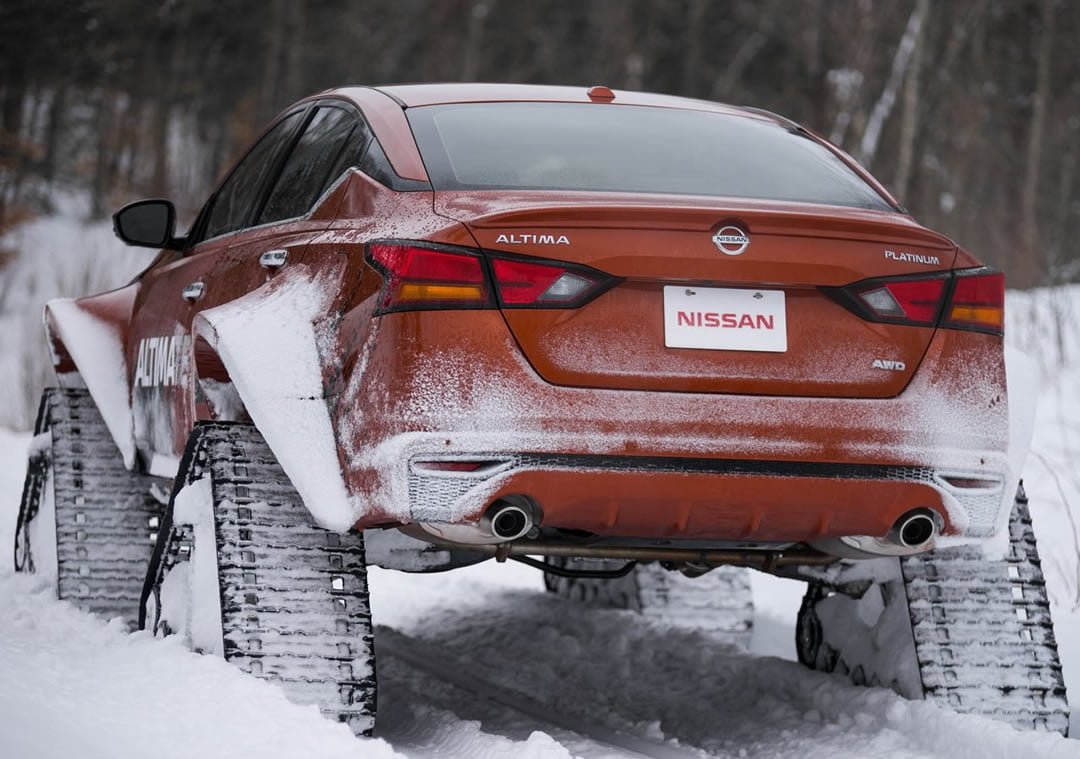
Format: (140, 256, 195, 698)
(44, 287, 139, 469)
(191, 263, 361, 532)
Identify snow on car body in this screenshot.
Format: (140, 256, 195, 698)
(16, 83, 1068, 735)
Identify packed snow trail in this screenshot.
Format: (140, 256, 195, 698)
(366, 565, 1078, 759)
(377, 627, 701, 759)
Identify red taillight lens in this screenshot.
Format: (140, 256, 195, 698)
(943, 269, 1004, 335)
(853, 277, 948, 326)
(367, 242, 492, 313)
(490, 256, 608, 307)
(836, 267, 1004, 335)
(366, 241, 614, 313)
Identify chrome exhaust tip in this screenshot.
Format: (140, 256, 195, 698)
(891, 509, 938, 548)
(481, 498, 536, 541)
(813, 508, 942, 559)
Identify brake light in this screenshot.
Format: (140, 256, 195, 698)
(942, 269, 1004, 335)
(836, 267, 1004, 336)
(367, 242, 492, 313)
(854, 277, 948, 326)
(490, 256, 607, 307)
(366, 241, 614, 313)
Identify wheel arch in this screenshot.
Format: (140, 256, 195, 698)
(43, 288, 138, 469)
(189, 264, 360, 532)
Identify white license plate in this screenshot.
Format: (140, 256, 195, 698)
(663, 286, 787, 352)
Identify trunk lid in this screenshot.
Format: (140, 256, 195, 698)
(436, 192, 957, 398)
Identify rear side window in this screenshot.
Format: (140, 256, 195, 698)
(259, 106, 364, 224)
(203, 111, 303, 239)
(407, 103, 892, 210)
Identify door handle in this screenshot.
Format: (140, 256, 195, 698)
(260, 249, 288, 269)
(182, 282, 204, 301)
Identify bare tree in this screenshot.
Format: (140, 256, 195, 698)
(856, 0, 927, 168)
(1021, 0, 1056, 286)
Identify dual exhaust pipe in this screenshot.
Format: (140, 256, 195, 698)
(423, 500, 939, 558)
(889, 509, 938, 549)
(416, 497, 539, 545)
(813, 507, 941, 559)
(480, 498, 537, 541)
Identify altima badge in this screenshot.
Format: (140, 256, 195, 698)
(713, 225, 749, 255)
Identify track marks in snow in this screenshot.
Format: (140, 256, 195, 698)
(368, 566, 1079, 759)
(377, 627, 701, 759)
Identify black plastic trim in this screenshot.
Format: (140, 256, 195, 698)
(502, 452, 936, 481)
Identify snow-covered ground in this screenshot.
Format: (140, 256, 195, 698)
(0, 209, 1078, 755)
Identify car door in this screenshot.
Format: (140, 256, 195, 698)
(212, 104, 365, 295)
(127, 109, 306, 469)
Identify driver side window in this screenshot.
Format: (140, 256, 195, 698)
(202, 111, 303, 240)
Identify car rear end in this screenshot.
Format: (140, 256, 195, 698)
(342, 91, 1013, 562)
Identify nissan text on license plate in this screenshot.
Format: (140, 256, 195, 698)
(663, 286, 787, 352)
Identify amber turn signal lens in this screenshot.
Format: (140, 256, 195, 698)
(397, 283, 486, 302)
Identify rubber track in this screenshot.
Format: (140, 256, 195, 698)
(899, 496, 1069, 734)
(19, 389, 163, 626)
(155, 422, 377, 734)
(544, 559, 753, 644)
(799, 496, 1069, 736)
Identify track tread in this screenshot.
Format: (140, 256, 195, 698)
(544, 558, 753, 644)
(145, 422, 377, 735)
(15, 388, 163, 626)
(797, 494, 1070, 736)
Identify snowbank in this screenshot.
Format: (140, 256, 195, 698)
(0, 574, 401, 759)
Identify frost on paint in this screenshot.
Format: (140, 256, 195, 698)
(44, 298, 136, 469)
(336, 327, 1015, 539)
(193, 264, 359, 532)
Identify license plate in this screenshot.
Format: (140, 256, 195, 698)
(663, 286, 787, 352)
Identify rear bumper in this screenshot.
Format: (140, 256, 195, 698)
(333, 310, 1011, 543)
(406, 454, 1004, 541)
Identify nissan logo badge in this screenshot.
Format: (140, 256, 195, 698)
(712, 225, 750, 256)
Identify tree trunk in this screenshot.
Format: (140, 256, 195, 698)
(1020, 0, 1055, 288)
(461, 1, 491, 81)
(856, 1, 927, 168)
(681, 0, 708, 96)
(893, 0, 930, 203)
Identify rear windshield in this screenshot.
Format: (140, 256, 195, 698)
(407, 102, 892, 210)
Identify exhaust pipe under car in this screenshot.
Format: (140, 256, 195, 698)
(889, 509, 938, 548)
(481, 499, 535, 541)
(811, 507, 942, 559)
(894, 509, 937, 546)
(414, 496, 540, 545)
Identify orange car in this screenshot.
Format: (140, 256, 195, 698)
(15, 84, 1068, 735)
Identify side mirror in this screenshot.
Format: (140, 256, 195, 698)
(113, 199, 181, 249)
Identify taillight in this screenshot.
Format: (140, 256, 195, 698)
(490, 256, 609, 307)
(834, 267, 1004, 336)
(942, 269, 1004, 335)
(366, 241, 613, 313)
(852, 277, 948, 326)
(367, 242, 492, 313)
